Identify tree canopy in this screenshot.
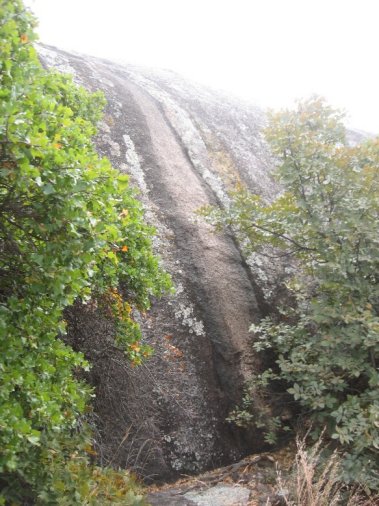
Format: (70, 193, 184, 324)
(203, 97, 379, 489)
(0, 1, 170, 502)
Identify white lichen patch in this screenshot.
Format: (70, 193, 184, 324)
(171, 458, 184, 471)
(247, 250, 284, 301)
(175, 282, 184, 295)
(174, 303, 205, 336)
(98, 120, 111, 134)
(37, 45, 81, 85)
(102, 134, 121, 157)
(122, 134, 148, 193)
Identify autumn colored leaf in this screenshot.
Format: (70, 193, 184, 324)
(130, 343, 140, 352)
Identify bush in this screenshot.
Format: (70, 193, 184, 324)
(202, 97, 379, 490)
(0, 0, 170, 502)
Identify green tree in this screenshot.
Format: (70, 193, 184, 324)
(0, 1, 170, 502)
(203, 97, 379, 489)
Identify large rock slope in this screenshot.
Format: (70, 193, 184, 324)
(39, 45, 278, 480)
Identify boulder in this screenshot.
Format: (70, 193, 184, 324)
(39, 44, 279, 480)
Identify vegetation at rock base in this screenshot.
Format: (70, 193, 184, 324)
(0, 0, 170, 502)
(274, 434, 376, 506)
(202, 97, 379, 491)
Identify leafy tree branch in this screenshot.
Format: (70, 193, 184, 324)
(203, 96, 379, 490)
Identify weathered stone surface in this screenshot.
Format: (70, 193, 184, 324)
(147, 483, 251, 506)
(184, 484, 251, 505)
(39, 44, 279, 480)
(146, 484, 252, 506)
(147, 490, 197, 506)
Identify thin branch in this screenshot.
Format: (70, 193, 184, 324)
(245, 221, 318, 253)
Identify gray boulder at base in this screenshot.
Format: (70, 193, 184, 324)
(39, 44, 280, 481)
(147, 484, 251, 505)
(185, 484, 251, 505)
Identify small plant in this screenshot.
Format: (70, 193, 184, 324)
(273, 435, 377, 506)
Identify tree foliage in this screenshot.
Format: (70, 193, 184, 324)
(0, 1, 170, 502)
(203, 97, 379, 489)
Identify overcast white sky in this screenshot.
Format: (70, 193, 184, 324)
(24, 0, 379, 133)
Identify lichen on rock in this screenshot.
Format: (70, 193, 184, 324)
(39, 44, 281, 480)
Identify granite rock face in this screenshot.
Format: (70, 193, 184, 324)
(39, 45, 279, 480)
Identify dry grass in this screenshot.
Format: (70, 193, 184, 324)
(272, 435, 377, 506)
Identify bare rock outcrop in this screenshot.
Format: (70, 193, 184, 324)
(39, 45, 279, 480)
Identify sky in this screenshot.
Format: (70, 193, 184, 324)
(24, 0, 379, 133)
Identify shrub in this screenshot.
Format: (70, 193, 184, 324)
(0, 0, 170, 502)
(202, 97, 379, 490)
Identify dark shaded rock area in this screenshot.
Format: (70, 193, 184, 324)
(39, 45, 281, 481)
